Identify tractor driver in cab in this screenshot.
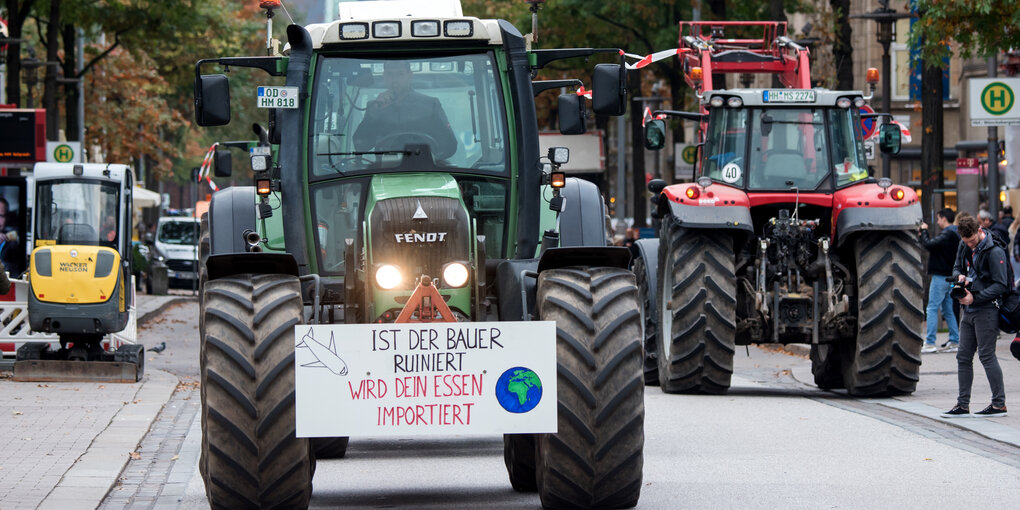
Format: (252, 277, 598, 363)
(353, 60, 458, 161)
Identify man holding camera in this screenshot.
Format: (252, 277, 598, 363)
(942, 215, 1008, 417)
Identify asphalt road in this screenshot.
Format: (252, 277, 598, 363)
(117, 300, 1020, 508)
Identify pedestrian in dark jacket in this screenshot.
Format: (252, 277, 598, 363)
(998, 206, 1013, 230)
(919, 208, 960, 352)
(942, 215, 1009, 417)
(979, 209, 1010, 247)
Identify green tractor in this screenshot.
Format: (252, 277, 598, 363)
(193, 2, 643, 509)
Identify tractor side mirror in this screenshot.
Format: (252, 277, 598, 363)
(644, 119, 666, 151)
(558, 93, 587, 135)
(214, 149, 232, 178)
(195, 74, 231, 127)
(879, 123, 901, 154)
(591, 63, 626, 116)
(648, 179, 666, 194)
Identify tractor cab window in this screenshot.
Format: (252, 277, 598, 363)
(312, 180, 365, 274)
(701, 107, 748, 185)
(747, 108, 829, 191)
(829, 108, 869, 186)
(311, 53, 508, 178)
(35, 180, 120, 249)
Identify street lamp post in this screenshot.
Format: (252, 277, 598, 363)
(851, 1, 911, 180)
(20, 56, 42, 108)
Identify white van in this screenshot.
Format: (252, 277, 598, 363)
(153, 216, 200, 288)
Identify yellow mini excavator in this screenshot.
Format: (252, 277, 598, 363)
(14, 163, 144, 382)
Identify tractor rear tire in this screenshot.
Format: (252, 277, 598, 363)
(843, 232, 924, 396)
(504, 434, 538, 492)
(656, 223, 736, 394)
(201, 274, 314, 509)
(197, 213, 211, 483)
(810, 343, 844, 390)
(535, 267, 644, 510)
(633, 256, 659, 386)
(312, 437, 350, 459)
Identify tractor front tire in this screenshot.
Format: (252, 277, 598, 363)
(656, 223, 736, 394)
(843, 232, 924, 396)
(810, 343, 844, 390)
(201, 274, 314, 509)
(535, 267, 644, 510)
(633, 256, 659, 386)
(504, 434, 538, 492)
(313, 437, 350, 459)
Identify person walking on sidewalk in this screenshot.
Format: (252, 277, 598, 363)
(919, 208, 961, 353)
(942, 215, 1009, 418)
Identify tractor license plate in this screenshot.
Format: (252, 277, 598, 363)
(294, 321, 557, 437)
(256, 86, 299, 109)
(763, 89, 816, 103)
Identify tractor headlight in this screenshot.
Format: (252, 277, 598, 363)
(442, 262, 470, 288)
(375, 264, 402, 290)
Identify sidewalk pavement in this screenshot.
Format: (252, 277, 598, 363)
(786, 330, 1020, 448)
(0, 294, 193, 510)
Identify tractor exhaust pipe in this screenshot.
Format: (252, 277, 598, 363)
(242, 229, 262, 252)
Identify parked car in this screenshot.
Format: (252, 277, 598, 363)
(152, 216, 200, 289)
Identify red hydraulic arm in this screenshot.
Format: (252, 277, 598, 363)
(679, 21, 811, 96)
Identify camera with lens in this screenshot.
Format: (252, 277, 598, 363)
(947, 277, 972, 300)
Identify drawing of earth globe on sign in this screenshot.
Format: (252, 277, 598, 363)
(495, 367, 543, 413)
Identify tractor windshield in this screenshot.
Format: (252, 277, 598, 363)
(310, 52, 508, 178)
(35, 179, 120, 248)
(701, 106, 869, 190)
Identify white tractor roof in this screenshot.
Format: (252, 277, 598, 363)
(337, 0, 463, 20)
(307, 17, 503, 48)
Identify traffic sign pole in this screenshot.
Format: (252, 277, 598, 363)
(989, 55, 1000, 219)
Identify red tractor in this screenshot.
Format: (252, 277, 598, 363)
(632, 22, 923, 396)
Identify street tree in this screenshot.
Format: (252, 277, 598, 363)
(909, 0, 1020, 219)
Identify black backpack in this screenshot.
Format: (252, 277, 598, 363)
(996, 237, 1020, 332)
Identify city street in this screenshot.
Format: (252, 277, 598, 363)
(96, 302, 1020, 509)
(3, 299, 1019, 509)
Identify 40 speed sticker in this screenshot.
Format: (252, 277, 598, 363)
(721, 162, 742, 183)
(257, 86, 299, 109)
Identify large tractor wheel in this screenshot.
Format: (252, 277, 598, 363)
(656, 223, 736, 394)
(197, 214, 211, 482)
(535, 267, 644, 510)
(201, 274, 314, 509)
(503, 434, 537, 492)
(843, 232, 924, 396)
(633, 256, 659, 386)
(312, 437, 350, 459)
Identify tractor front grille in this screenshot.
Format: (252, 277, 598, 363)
(369, 196, 469, 289)
(166, 260, 195, 272)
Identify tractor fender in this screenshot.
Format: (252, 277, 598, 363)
(537, 246, 631, 273)
(557, 177, 609, 247)
(631, 238, 659, 288)
(208, 186, 256, 256)
(833, 183, 922, 246)
(658, 183, 754, 233)
(206, 253, 299, 281)
(835, 203, 922, 246)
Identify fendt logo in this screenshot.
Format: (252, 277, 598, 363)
(981, 82, 1015, 116)
(394, 232, 448, 244)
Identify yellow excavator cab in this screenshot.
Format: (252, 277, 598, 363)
(15, 163, 142, 383)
